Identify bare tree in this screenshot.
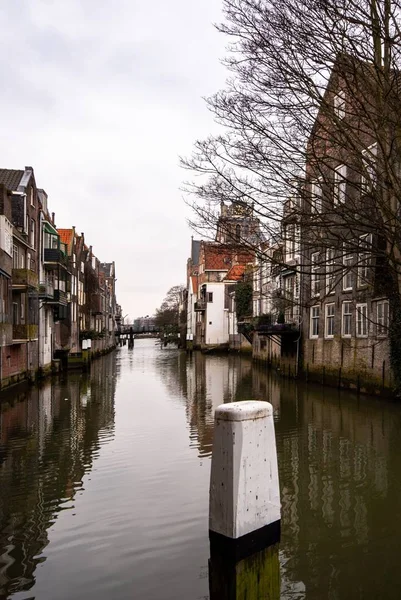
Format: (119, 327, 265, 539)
(182, 0, 401, 392)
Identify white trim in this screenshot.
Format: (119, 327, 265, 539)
(325, 303, 335, 338)
(356, 303, 368, 337)
(334, 164, 347, 204)
(310, 305, 320, 339)
(342, 301, 352, 338)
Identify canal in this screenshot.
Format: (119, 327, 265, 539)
(1, 339, 401, 599)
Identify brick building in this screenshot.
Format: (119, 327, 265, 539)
(300, 56, 396, 392)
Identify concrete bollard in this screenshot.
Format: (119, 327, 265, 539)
(209, 401, 280, 561)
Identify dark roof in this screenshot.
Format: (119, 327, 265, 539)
(0, 169, 24, 191)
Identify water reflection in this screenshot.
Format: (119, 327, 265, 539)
(0, 353, 116, 599)
(156, 350, 401, 599)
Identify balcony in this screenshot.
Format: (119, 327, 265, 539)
(194, 299, 206, 312)
(44, 248, 68, 268)
(38, 284, 68, 305)
(13, 323, 38, 342)
(54, 290, 68, 306)
(255, 322, 299, 336)
(12, 268, 38, 289)
(39, 282, 55, 299)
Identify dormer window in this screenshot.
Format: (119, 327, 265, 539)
(333, 90, 345, 119)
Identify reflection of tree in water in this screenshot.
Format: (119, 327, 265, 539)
(0, 353, 117, 599)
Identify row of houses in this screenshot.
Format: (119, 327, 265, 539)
(0, 166, 121, 389)
(183, 56, 398, 396)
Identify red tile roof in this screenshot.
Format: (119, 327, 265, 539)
(225, 265, 246, 281)
(57, 229, 74, 246)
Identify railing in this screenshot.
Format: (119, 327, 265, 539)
(44, 248, 68, 266)
(12, 268, 38, 289)
(13, 323, 38, 341)
(255, 322, 299, 335)
(54, 290, 68, 305)
(39, 282, 55, 299)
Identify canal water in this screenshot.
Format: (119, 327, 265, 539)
(1, 339, 401, 599)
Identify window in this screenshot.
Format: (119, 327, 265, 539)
(326, 248, 335, 294)
(30, 219, 35, 249)
(358, 234, 371, 287)
(20, 294, 25, 321)
(310, 305, 320, 338)
(27, 252, 31, 271)
(235, 224, 241, 242)
(311, 178, 323, 213)
(361, 143, 377, 192)
(0, 276, 10, 323)
(73, 253, 76, 268)
(285, 223, 300, 261)
(343, 244, 353, 290)
(13, 245, 18, 269)
(13, 302, 18, 324)
(377, 301, 389, 336)
(311, 252, 320, 297)
(30, 187, 35, 207)
(356, 303, 368, 337)
(333, 90, 346, 119)
(207, 292, 213, 303)
(342, 301, 352, 337)
(325, 303, 335, 338)
(334, 164, 347, 204)
(81, 261, 85, 274)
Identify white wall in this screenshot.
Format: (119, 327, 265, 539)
(186, 279, 197, 340)
(39, 305, 53, 368)
(204, 283, 229, 345)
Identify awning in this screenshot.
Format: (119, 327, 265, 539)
(43, 221, 58, 236)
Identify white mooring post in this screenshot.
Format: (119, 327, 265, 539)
(209, 401, 280, 560)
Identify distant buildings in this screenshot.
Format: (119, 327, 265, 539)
(0, 166, 121, 389)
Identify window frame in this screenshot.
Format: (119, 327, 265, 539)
(334, 164, 347, 204)
(311, 251, 320, 297)
(361, 143, 377, 192)
(333, 90, 346, 119)
(326, 248, 335, 294)
(343, 243, 353, 291)
(311, 178, 323, 213)
(356, 303, 368, 338)
(377, 300, 389, 337)
(310, 305, 320, 339)
(357, 233, 371, 288)
(342, 301, 352, 338)
(325, 303, 335, 339)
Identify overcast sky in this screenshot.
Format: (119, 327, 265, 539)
(0, 0, 226, 319)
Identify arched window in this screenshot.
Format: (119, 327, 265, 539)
(235, 224, 241, 242)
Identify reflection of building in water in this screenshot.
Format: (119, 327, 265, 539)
(185, 354, 253, 457)
(0, 353, 117, 598)
(277, 384, 397, 597)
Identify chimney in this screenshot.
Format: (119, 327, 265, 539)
(51, 212, 55, 225)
